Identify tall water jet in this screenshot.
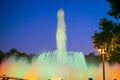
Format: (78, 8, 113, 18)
(56, 9, 67, 61)
(56, 8, 66, 51)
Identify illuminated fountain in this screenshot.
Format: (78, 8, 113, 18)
(31, 8, 87, 79)
(0, 9, 120, 80)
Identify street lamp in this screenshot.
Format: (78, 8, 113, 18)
(98, 49, 106, 80)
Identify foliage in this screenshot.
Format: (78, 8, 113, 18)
(0, 48, 38, 64)
(106, 0, 120, 19)
(93, 19, 120, 59)
(92, 0, 120, 62)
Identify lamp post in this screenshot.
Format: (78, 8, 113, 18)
(98, 49, 105, 80)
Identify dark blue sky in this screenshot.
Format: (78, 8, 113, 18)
(0, 0, 110, 54)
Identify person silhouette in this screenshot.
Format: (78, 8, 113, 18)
(88, 78, 93, 80)
(6, 77, 9, 80)
(2, 77, 6, 80)
(2, 75, 6, 80)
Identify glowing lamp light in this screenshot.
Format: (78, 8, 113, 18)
(97, 48, 105, 55)
(98, 49, 102, 54)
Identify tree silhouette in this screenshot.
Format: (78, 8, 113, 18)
(92, 0, 120, 62)
(106, 0, 120, 19)
(0, 48, 38, 64)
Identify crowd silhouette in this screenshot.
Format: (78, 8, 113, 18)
(0, 75, 118, 80)
(0, 75, 27, 80)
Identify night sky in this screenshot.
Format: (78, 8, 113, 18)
(0, 0, 110, 54)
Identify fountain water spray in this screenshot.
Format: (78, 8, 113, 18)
(56, 8, 67, 61)
(56, 8, 66, 52)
